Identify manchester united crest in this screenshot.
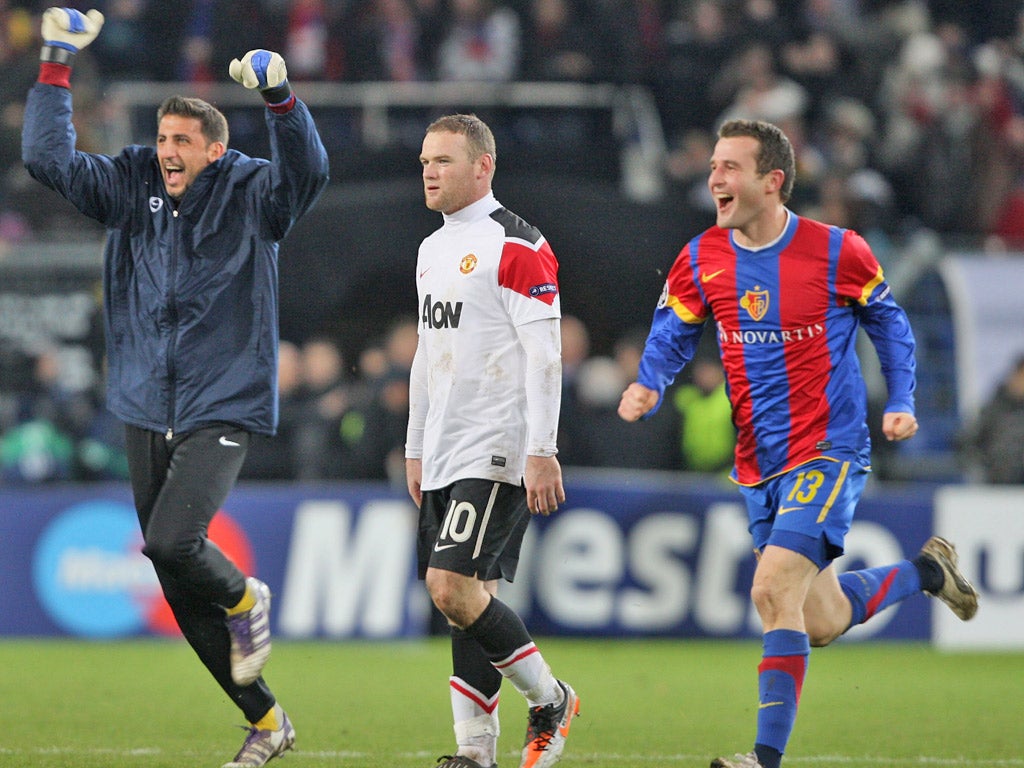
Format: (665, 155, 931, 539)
(741, 286, 769, 321)
(460, 253, 478, 274)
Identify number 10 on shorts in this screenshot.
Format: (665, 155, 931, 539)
(438, 497, 493, 559)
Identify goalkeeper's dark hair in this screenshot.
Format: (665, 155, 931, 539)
(426, 114, 496, 167)
(157, 96, 230, 148)
(718, 119, 795, 203)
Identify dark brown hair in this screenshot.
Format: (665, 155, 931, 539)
(718, 119, 796, 202)
(157, 95, 229, 147)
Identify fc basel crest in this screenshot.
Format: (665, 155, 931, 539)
(741, 286, 769, 321)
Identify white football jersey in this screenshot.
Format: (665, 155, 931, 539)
(411, 193, 561, 490)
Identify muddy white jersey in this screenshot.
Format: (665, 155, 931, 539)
(408, 193, 561, 490)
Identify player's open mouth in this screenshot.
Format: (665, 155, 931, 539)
(164, 165, 184, 184)
(716, 194, 734, 213)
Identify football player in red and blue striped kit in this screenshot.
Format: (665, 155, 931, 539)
(619, 119, 979, 768)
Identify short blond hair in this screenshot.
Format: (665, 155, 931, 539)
(426, 114, 497, 165)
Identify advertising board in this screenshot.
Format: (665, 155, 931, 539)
(2, 475, 1014, 646)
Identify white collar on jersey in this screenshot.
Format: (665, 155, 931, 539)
(442, 192, 499, 225)
(730, 207, 793, 253)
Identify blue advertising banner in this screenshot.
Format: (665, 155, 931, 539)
(0, 472, 954, 642)
(507, 472, 933, 640)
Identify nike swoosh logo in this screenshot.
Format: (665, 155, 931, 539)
(701, 268, 726, 283)
(777, 505, 803, 515)
(419, 267, 431, 278)
(758, 701, 784, 709)
(433, 543, 457, 552)
(219, 436, 241, 447)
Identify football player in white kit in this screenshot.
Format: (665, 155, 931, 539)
(405, 114, 579, 768)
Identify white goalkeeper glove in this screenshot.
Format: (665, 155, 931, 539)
(40, 7, 104, 65)
(229, 50, 293, 106)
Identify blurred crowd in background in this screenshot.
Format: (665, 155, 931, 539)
(0, 311, 740, 487)
(9, 302, 1024, 488)
(1, 0, 1023, 486)
(2, 0, 1024, 247)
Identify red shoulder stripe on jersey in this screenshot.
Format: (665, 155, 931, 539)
(497, 239, 559, 305)
(664, 240, 708, 324)
(836, 228, 885, 306)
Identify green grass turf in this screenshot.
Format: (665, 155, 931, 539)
(0, 637, 1020, 767)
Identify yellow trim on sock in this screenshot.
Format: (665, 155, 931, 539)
(253, 705, 279, 731)
(226, 584, 255, 616)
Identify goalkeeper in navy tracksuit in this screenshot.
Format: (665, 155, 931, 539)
(22, 8, 328, 767)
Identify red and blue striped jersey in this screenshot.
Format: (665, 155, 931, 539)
(637, 212, 916, 485)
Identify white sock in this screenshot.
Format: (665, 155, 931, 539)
(493, 645, 561, 708)
(454, 712, 499, 766)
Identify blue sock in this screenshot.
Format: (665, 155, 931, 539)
(755, 629, 809, 768)
(839, 560, 921, 628)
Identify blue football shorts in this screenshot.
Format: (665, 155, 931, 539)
(740, 458, 869, 570)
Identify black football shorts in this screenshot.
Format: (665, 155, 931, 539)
(417, 478, 530, 582)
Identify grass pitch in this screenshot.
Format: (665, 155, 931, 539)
(0, 637, 1020, 767)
